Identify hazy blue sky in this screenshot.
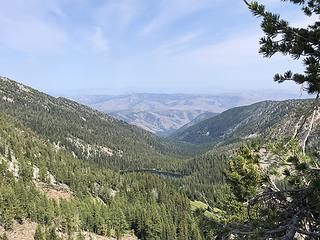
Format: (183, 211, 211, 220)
(0, 0, 315, 95)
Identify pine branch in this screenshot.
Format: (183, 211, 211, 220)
(243, 1, 320, 46)
(242, 0, 250, 7)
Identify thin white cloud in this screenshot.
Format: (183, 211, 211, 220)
(91, 27, 109, 52)
(0, 16, 68, 54)
(155, 30, 202, 56)
(0, 0, 69, 54)
(95, 0, 145, 29)
(139, 0, 213, 36)
(172, 34, 261, 67)
(47, 0, 66, 17)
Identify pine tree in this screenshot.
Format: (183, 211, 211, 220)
(34, 224, 45, 240)
(76, 231, 85, 240)
(2, 233, 8, 240)
(231, 2, 320, 237)
(0, 186, 16, 230)
(113, 208, 128, 240)
(244, 0, 320, 153)
(45, 227, 59, 240)
(244, 0, 320, 96)
(223, 141, 320, 239)
(224, 145, 261, 202)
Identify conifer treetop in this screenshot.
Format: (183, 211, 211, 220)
(244, 0, 320, 95)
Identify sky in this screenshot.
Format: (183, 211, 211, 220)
(0, 0, 315, 96)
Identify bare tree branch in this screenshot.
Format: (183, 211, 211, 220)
(284, 212, 301, 240)
(297, 229, 320, 237)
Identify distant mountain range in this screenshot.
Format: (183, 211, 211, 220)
(69, 91, 298, 136)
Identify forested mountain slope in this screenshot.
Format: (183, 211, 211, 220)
(1, 77, 318, 239)
(0, 76, 242, 240)
(0, 112, 205, 240)
(171, 112, 218, 138)
(0, 76, 197, 170)
(170, 100, 320, 153)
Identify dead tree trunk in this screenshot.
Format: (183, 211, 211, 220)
(302, 93, 319, 154)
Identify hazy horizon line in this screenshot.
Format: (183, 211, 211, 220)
(56, 88, 304, 98)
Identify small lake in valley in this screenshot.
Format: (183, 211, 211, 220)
(121, 169, 186, 179)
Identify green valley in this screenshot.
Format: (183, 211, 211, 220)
(0, 0, 319, 239)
